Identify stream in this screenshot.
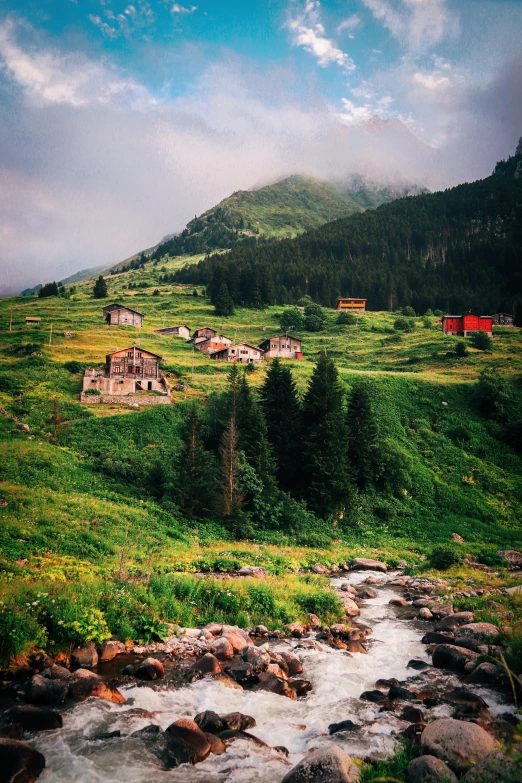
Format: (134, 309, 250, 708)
(32, 571, 514, 782)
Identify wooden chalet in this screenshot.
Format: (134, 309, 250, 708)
(192, 327, 217, 341)
(442, 313, 493, 337)
(258, 335, 303, 359)
(336, 297, 366, 312)
(103, 303, 144, 327)
(82, 346, 170, 398)
(25, 317, 41, 324)
(154, 325, 190, 339)
(197, 336, 233, 355)
(210, 343, 264, 364)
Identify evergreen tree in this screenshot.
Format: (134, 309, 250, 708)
(93, 275, 108, 299)
(236, 373, 276, 495)
(300, 351, 351, 518)
(346, 381, 381, 489)
(218, 416, 244, 529)
(175, 404, 217, 517)
(38, 282, 59, 298)
(259, 358, 301, 491)
(214, 282, 234, 316)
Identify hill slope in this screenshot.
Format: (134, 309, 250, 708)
(173, 143, 522, 315)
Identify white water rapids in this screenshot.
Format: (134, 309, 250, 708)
(33, 571, 512, 783)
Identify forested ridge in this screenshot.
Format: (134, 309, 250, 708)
(174, 143, 522, 314)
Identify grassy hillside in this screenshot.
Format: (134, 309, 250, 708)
(1, 263, 521, 662)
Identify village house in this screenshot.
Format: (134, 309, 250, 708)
(196, 336, 233, 355)
(103, 303, 144, 328)
(211, 343, 264, 364)
(491, 313, 515, 327)
(336, 297, 367, 312)
(154, 325, 190, 339)
(82, 346, 171, 403)
(442, 313, 493, 337)
(192, 327, 218, 341)
(25, 317, 41, 325)
(258, 334, 303, 359)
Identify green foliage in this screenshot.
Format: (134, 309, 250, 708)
(422, 316, 433, 329)
(0, 607, 47, 665)
(259, 358, 301, 492)
(0, 373, 21, 393)
(455, 341, 468, 357)
(337, 311, 357, 325)
(471, 330, 493, 351)
(304, 303, 327, 332)
(402, 305, 416, 317)
(83, 388, 101, 396)
(394, 316, 415, 332)
(38, 282, 59, 298)
(280, 307, 305, 331)
(474, 368, 512, 422)
(346, 381, 381, 489)
(56, 607, 111, 646)
(63, 360, 86, 373)
(93, 275, 108, 299)
(214, 282, 234, 316)
(136, 614, 168, 643)
(428, 545, 464, 570)
(424, 309, 434, 316)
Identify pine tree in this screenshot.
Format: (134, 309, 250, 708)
(259, 358, 301, 491)
(300, 351, 351, 518)
(174, 404, 217, 517)
(218, 416, 244, 528)
(346, 381, 381, 489)
(236, 373, 276, 495)
(214, 282, 234, 316)
(93, 275, 108, 299)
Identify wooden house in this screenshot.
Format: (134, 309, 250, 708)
(192, 327, 217, 341)
(197, 336, 232, 355)
(154, 325, 190, 339)
(82, 346, 170, 397)
(491, 313, 514, 327)
(25, 317, 41, 325)
(258, 335, 303, 359)
(211, 343, 264, 364)
(103, 303, 144, 327)
(336, 297, 366, 312)
(442, 313, 493, 337)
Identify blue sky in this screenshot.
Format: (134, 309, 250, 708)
(1, 1, 522, 289)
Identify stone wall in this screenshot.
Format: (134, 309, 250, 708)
(80, 393, 171, 406)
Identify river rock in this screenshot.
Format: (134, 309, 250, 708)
(390, 598, 408, 606)
(0, 724, 24, 741)
(41, 665, 70, 680)
(421, 718, 497, 772)
(221, 712, 256, 731)
(408, 659, 428, 670)
(288, 678, 312, 697)
(388, 685, 416, 701)
(346, 641, 367, 654)
(71, 642, 98, 668)
(464, 662, 504, 686)
(341, 583, 357, 595)
(253, 672, 297, 699)
(435, 612, 474, 631)
(135, 657, 165, 680)
(406, 755, 458, 783)
(211, 637, 234, 660)
(204, 623, 223, 636)
(496, 550, 522, 568)
(20, 674, 69, 706)
(192, 653, 222, 677)
(242, 645, 270, 670)
(454, 623, 498, 651)
(99, 640, 126, 662)
(422, 631, 455, 645)
(8, 706, 62, 732)
(280, 651, 303, 675)
(204, 731, 226, 755)
(352, 558, 387, 572)
(238, 565, 268, 578)
(222, 627, 252, 652)
(329, 719, 360, 735)
(0, 738, 46, 783)
(432, 644, 479, 672)
(343, 599, 361, 617)
(255, 625, 269, 635)
(210, 672, 243, 690)
(357, 588, 377, 599)
(67, 669, 125, 703)
(360, 690, 388, 703)
(30, 652, 53, 671)
(461, 750, 522, 783)
(401, 706, 425, 724)
(419, 608, 433, 620)
(312, 563, 329, 574)
(286, 622, 307, 636)
(364, 576, 380, 585)
(224, 663, 253, 684)
(443, 688, 488, 713)
(282, 745, 360, 783)
(430, 604, 454, 619)
(194, 711, 226, 734)
(164, 719, 211, 766)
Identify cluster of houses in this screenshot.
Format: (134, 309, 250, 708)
(171, 326, 303, 364)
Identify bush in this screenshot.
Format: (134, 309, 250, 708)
(63, 360, 85, 373)
(471, 331, 492, 351)
(424, 309, 434, 316)
(402, 306, 416, 317)
(83, 388, 102, 396)
(280, 307, 305, 332)
(455, 341, 468, 357)
(0, 373, 21, 393)
(394, 317, 414, 332)
(304, 314, 324, 332)
(422, 317, 433, 329)
(152, 289, 160, 296)
(0, 608, 47, 665)
(428, 546, 463, 570)
(337, 311, 357, 325)
(474, 368, 512, 422)
(433, 309, 444, 317)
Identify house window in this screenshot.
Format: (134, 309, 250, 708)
(241, 350, 248, 355)
(114, 365, 121, 373)
(231, 349, 235, 354)
(127, 352, 133, 358)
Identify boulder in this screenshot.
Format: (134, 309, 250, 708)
(422, 631, 455, 645)
(0, 738, 46, 783)
(388, 685, 416, 701)
(286, 622, 307, 636)
(451, 533, 464, 543)
(67, 669, 125, 704)
(390, 598, 408, 607)
(357, 588, 377, 599)
(221, 627, 252, 652)
(194, 711, 226, 734)
(0, 724, 24, 741)
(360, 690, 388, 703)
(193, 653, 222, 676)
(41, 665, 70, 680)
(99, 641, 126, 662)
(164, 719, 211, 766)
(430, 604, 454, 619)
(443, 688, 488, 712)
(8, 706, 62, 732)
(312, 563, 329, 574)
(71, 642, 98, 668)
(279, 651, 303, 676)
(419, 608, 433, 620)
(435, 612, 474, 632)
(220, 712, 256, 731)
(241, 645, 270, 670)
(253, 672, 297, 699)
(464, 662, 504, 686)
(401, 707, 425, 724)
(496, 550, 522, 568)
(209, 673, 243, 690)
(204, 623, 223, 636)
(346, 641, 367, 654)
(461, 750, 522, 783)
(211, 637, 234, 660)
(454, 623, 498, 652)
(408, 659, 429, 670)
(20, 674, 69, 706)
(238, 566, 268, 578)
(406, 755, 458, 783)
(288, 678, 312, 697)
(282, 745, 360, 783)
(343, 599, 361, 618)
(329, 719, 360, 735)
(432, 644, 479, 672)
(30, 652, 53, 671)
(352, 558, 387, 573)
(341, 583, 357, 595)
(135, 657, 165, 680)
(225, 663, 254, 684)
(364, 576, 380, 585)
(204, 732, 226, 755)
(254, 625, 269, 635)
(421, 718, 497, 772)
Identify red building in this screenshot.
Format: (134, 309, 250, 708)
(442, 313, 493, 337)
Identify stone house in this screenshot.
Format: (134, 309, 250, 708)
(154, 325, 190, 339)
(82, 346, 170, 403)
(103, 303, 144, 327)
(258, 334, 303, 359)
(211, 343, 264, 364)
(196, 335, 232, 354)
(192, 327, 218, 341)
(491, 313, 514, 327)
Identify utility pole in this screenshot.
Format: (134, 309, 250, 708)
(49, 323, 53, 345)
(9, 308, 13, 332)
(192, 346, 195, 381)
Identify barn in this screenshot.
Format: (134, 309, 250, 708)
(103, 303, 144, 327)
(442, 313, 493, 337)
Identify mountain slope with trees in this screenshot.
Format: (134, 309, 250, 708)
(174, 141, 522, 316)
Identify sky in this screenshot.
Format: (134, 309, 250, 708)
(0, 1, 521, 292)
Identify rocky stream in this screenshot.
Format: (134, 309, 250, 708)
(1, 564, 521, 783)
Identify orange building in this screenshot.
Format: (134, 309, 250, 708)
(336, 298, 367, 312)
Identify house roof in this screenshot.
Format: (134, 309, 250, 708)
(155, 324, 190, 331)
(103, 303, 145, 316)
(106, 347, 162, 359)
(193, 326, 217, 335)
(336, 297, 366, 302)
(443, 313, 491, 319)
(259, 334, 302, 345)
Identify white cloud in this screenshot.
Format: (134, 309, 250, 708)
(339, 98, 374, 124)
(413, 71, 451, 90)
(361, 0, 460, 51)
(171, 4, 197, 13)
(337, 14, 361, 35)
(286, 1, 355, 71)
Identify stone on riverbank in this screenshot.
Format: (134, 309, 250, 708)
(421, 718, 497, 772)
(71, 642, 98, 668)
(282, 745, 360, 783)
(352, 558, 387, 572)
(99, 640, 126, 662)
(0, 738, 46, 783)
(8, 706, 62, 732)
(343, 599, 361, 618)
(461, 750, 522, 783)
(432, 644, 479, 672)
(253, 672, 296, 699)
(135, 657, 165, 680)
(435, 612, 474, 631)
(406, 754, 458, 783)
(464, 662, 504, 686)
(19, 674, 69, 706)
(67, 669, 125, 704)
(164, 719, 211, 766)
(454, 623, 498, 651)
(496, 550, 522, 568)
(211, 636, 234, 660)
(238, 566, 268, 578)
(279, 651, 303, 675)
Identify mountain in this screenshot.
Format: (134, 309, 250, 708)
(144, 175, 404, 265)
(173, 140, 522, 315)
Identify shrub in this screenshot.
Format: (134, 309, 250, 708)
(474, 368, 512, 422)
(471, 330, 492, 351)
(0, 608, 47, 665)
(422, 317, 433, 329)
(0, 373, 21, 393)
(280, 307, 305, 332)
(455, 341, 468, 357)
(83, 388, 101, 396)
(304, 314, 324, 332)
(424, 309, 434, 316)
(63, 360, 85, 373)
(428, 546, 463, 570)
(433, 309, 444, 317)
(337, 311, 357, 325)
(394, 317, 414, 332)
(152, 289, 160, 296)
(402, 306, 416, 317)
(38, 282, 59, 298)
